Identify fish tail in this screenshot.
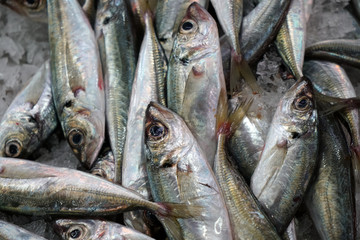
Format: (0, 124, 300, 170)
(230, 50, 261, 94)
(317, 93, 360, 115)
(216, 91, 253, 138)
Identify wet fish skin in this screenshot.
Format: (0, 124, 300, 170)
(155, 0, 208, 59)
(145, 102, 233, 240)
(275, 0, 306, 79)
(0, 61, 57, 159)
(55, 219, 155, 240)
(95, 0, 137, 184)
(121, 12, 167, 235)
(303, 60, 360, 238)
(90, 147, 115, 182)
(0, 220, 47, 240)
(250, 77, 318, 233)
(167, 2, 227, 166)
(305, 39, 360, 68)
(214, 134, 281, 240)
(0, 157, 198, 220)
(305, 114, 355, 240)
(48, 0, 105, 169)
(240, 0, 291, 64)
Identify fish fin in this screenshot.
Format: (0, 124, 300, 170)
(315, 91, 360, 116)
(156, 202, 203, 219)
(230, 51, 261, 94)
(216, 91, 253, 138)
(156, 215, 183, 240)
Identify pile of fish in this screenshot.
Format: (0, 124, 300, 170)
(0, 0, 359, 239)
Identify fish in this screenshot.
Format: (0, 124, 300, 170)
(0, 61, 57, 159)
(166, 2, 227, 166)
(121, 12, 167, 235)
(127, 0, 158, 29)
(353, 0, 360, 20)
(0, 220, 47, 240)
(305, 114, 355, 240)
(250, 77, 318, 233)
(211, 0, 260, 94)
(145, 101, 233, 240)
(275, 0, 306, 79)
(305, 39, 360, 68)
(228, 94, 269, 181)
(0, 157, 201, 221)
(90, 147, 115, 182)
(240, 0, 291, 65)
(303, 0, 313, 22)
(95, 0, 137, 184)
(213, 97, 281, 239)
(55, 219, 155, 240)
(47, 0, 105, 169)
(155, 0, 208, 59)
(303, 60, 360, 238)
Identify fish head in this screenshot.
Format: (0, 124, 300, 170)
(0, 0, 47, 22)
(0, 113, 39, 158)
(278, 77, 317, 144)
(91, 148, 115, 182)
(63, 111, 104, 169)
(55, 219, 101, 240)
(145, 102, 194, 168)
(172, 2, 219, 64)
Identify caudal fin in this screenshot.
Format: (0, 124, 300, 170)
(315, 90, 360, 116)
(230, 51, 261, 94)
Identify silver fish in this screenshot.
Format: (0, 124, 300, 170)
(145, 102, 233, 240)
(0, 220, 47, 240)
(90, 147, 115, 182)
(122, 12, 167, 235)
(95, 0, 137, 183)
(48, 0, 105, 168)
(250, 78, 318, 233)
(166, 2, 227, 166)
(240, 0, 291, 64)
(55, 219, 155, 240)
(0, 61, 57, 159)
(305, 114, 355, 240)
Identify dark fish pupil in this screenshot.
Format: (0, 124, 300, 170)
(9, 144, 18, 155)
(72, 133, 82, 145)
(298, 98, 307, 108)
(26, 0, 36, 5)
(150, 125, 164, 137)
(182, 21, 193, 31)
(70, 229, 81, 238)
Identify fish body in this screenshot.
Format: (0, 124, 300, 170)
(305, 39, 360, 68)
(48, 0, 105, 168)
(214, 134, 280, 240)
(122, 12, 167, 235)
(145, 102, 233, 240)
(0, 157, 198, 220)
(155, 0, 208, 58)
(0, 61, 57, 159)
(275, 0, 306, 79)
(250, 78, 318, 233)
(55, 219, 155, 240)
(240, 0, 290, 64)
(95, 0, 137, 183)
(305, 114, 355, 240)
(0, 220, 47, 240)
(166, 2, 227, 166)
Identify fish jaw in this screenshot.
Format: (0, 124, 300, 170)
(63, 110, 104, 169)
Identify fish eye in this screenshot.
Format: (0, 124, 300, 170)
(146, 122, 167, 141)
(68, 129, 85, 147)
(180, 20, 197, 34)
(294, 96, 311, 111)
(67, 227, 82, 239)
(23, 0, 39, 9)
(5, 140, 22, 158)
